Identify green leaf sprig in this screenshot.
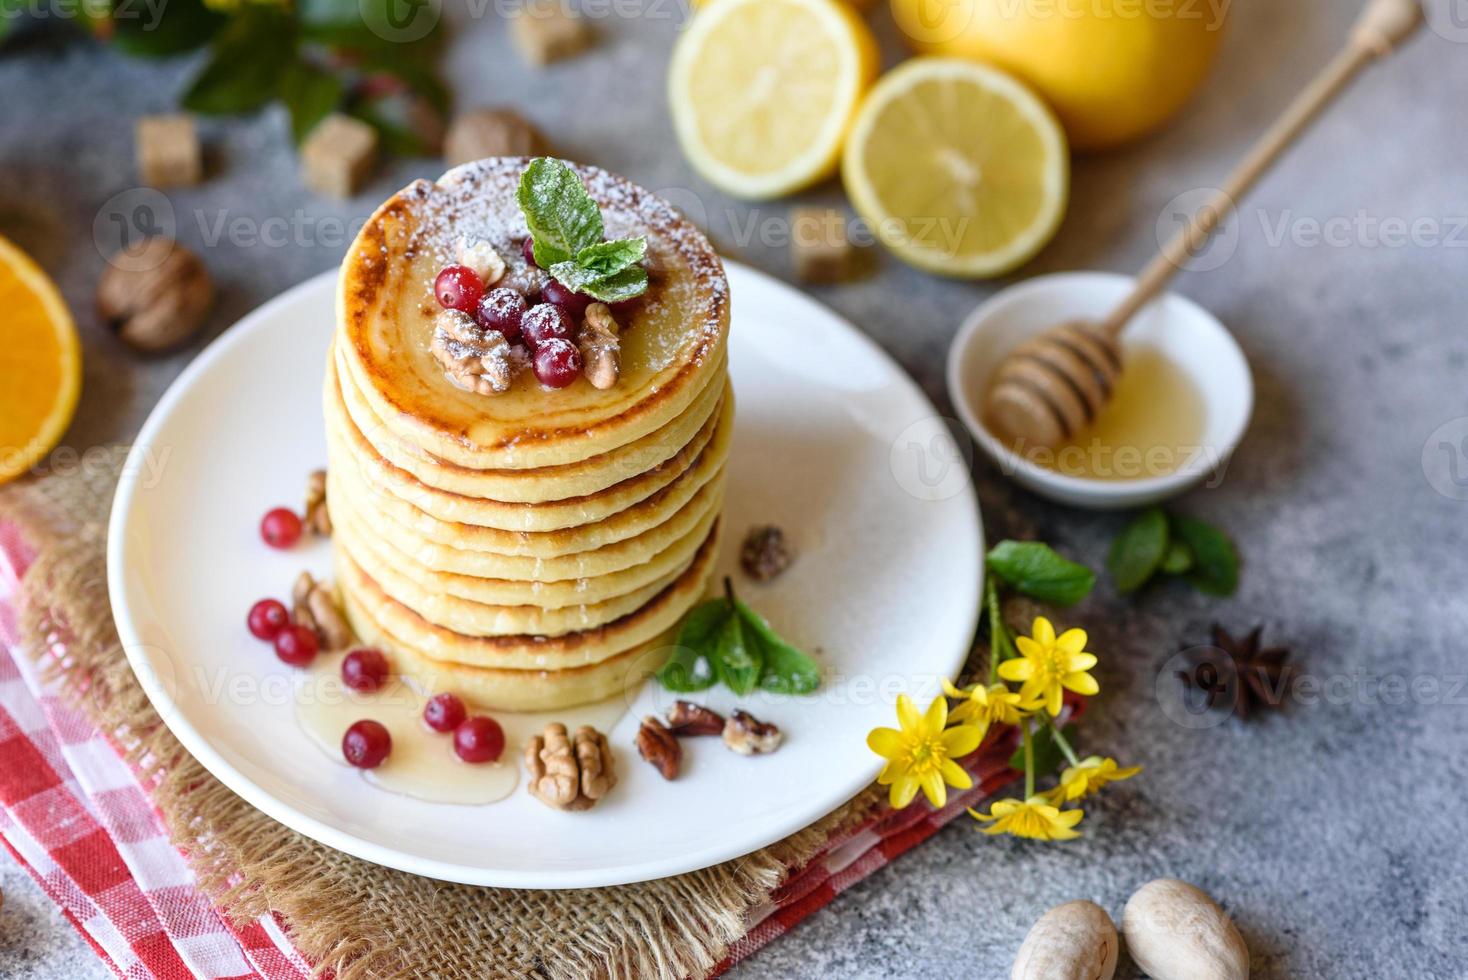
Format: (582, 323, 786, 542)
(656, 578, 821, 696)
(516, 158, 650, 303)
(1107, 507, 1239, 596)
(985, 540, 1096, 607)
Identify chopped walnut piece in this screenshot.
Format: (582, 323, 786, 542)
(740, 525, 795, 582)
(432, 309, 516, 395)
(292, 571, 352, 651)
(454, 236, 505, 286)
(304, 469, 331, 537)
(636, 716, 681, 780)
(723, 710, 783, 756)
(525, 723, 617, 811)
(578, 302, 621, 390)
(667, 701, 725, 737)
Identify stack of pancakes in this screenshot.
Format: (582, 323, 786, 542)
(325, 159, 731, 711)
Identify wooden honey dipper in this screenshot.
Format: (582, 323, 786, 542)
(985, 0, 1424, 450)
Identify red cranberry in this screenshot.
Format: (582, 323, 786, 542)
(533, 338, 582, 388)
(274, 624, 319, 667)
(542, 279, 592, 319)
(434, 264, 484, 313)
(259, 508, 302, 549)
(453, 715, 505, 764)
(247, 599, 290, 640)
(342, 720, 392, 769)
(475, 287, 527, 343)
(341, 648, 390, 692)
(520, 303, 574, 349)
(521, 237, 539, 268)
(422, 692, 466, 733)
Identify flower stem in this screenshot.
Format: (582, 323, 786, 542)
(1021, 719, 1035, 799)
(985, 578, 1010, 685)
(1045, 717, 1082, 768)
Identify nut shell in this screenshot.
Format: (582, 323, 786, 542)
(1122, 879, 1249, 980)
(97, 236, 213, 353)
(1011, 900, 1118, 980)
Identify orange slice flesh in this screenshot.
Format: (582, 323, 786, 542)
(0, 234, 81, 485)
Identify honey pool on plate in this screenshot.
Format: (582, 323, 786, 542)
(1004, 345, 1207, 481)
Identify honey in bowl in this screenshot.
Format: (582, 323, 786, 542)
(1000, 346, 1207, 481)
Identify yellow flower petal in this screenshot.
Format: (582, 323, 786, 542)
(923, 694, 948, 732)
(1056, 628, 1088, 654)
(877, 760, 903, 786)
(895, 694, 921, 736)
(1013, 635, 1043, 659)
(1066, 652, 1098, 672)
(998, 658, 1033, 681)
(1032, 617, 1056, 646)
(941, 677, 971, 699)
(919, 768, 947, 808)
(939, 758, 973, 790)
(942, 723, 983, 758)
(1045, 685, 1063, 717)
(866, 727, 904, 759)
(890, 772, 920, 809)
(1063, 672, 1100, 697)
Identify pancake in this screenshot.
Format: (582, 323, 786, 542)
(331, 340, 730, 505)
(334, 518, 722, 671)
(328, 396, 732, 559)
(335, 158, 730, 470)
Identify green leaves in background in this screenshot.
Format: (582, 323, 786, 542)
(182, 7, 294, 114)
(656, 581, 822, 697)
(1107, 508, 1238, 596)
(279, 60, 343, 143)
(986, 540, 1096, 606)
(107, 0, 224, 58)
(1009, 722, 1073, 777)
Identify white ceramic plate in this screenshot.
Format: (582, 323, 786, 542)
(108, 261, 982, 888)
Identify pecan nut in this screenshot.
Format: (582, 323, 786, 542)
(525, 723, 617, 811)
(292, 571, 352, 650)
(723, 710, 783, 756)
(635, 716, 681, 780)
(666, 700, 725, 737)
(740, 525, 794, 582)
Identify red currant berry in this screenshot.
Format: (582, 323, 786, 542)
(422, 692, 466, 733)
(247, 599, 290, 640)
(521, 237, 539, 268)
(342, 720, 392, 769)
(453, 715, 505, 764)
(259, 508, 302, 549)
(434, 264, 484, 313)
(533, 338, 582, 388)
(541, 279, 592, 320)
(520, 303, 574, 349)
(274, 624, 319, 667)
(341, 648, 390, 692)
(475, 288, 527, 343)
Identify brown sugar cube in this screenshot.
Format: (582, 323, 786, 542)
(511, 5, 595, 66)
(136, 114, 202, 188)
(444, 108, 545, 167)
(790, 207, 854, 283)
(300, 114, 378, 199)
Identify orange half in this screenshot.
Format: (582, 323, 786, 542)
(0, 234, 81, 485)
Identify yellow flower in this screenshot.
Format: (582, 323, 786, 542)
(867, 694, 984, 810)
(999, 617, 1099, 717)
(941, 678, 1040, 741)
(1048, 756, 1143, 803)
(969, 796, 1084, 841)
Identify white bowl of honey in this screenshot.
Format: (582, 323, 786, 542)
(947, 272, 1253, 510)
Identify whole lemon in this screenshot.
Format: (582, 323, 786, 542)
(891, 0, 1228, 151)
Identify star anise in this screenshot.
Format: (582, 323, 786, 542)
(1176, 624, 1295, 720)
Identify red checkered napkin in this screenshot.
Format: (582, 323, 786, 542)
(0, 519, 1017, 978)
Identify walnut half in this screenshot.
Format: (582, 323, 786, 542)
(524, 723, 617, 811)
(432, 309, 515, 395)
(578, 302, 621, 390)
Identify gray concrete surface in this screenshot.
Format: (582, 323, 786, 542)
(2, 1, 1467, 976)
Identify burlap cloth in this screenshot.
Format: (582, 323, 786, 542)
(0, 453, 895, 980)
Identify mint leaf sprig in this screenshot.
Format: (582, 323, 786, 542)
(516, 157, 650, 303)
(657, 578, 821, 696)
(1107, 508, 1239, 596)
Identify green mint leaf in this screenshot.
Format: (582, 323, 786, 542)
(986, 541, 1095, 606)
(1108, 508, 1169, 594)
(715, 613, 762, 696)
(1171, 516, 1239, 596)
(182, 8, 294, 114)
(1160, 538, 1195, 575)
(111, 0, 224, 58)
(578, 265, 648, 303)
(732, 599, 821, 696)
(577, 238, 646, 277)
(279, 60, 343, 145)
(655, 598, 730, 692)
(1009, 723, 1073, 776)
(517, 158, 603, 269)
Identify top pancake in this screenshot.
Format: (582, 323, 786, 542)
(336, 158, 730, 470)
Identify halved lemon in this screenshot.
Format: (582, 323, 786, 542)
(668, 0, 878, 200)
(842, 58, 1069, 279)
(0, 234, 81, 486)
